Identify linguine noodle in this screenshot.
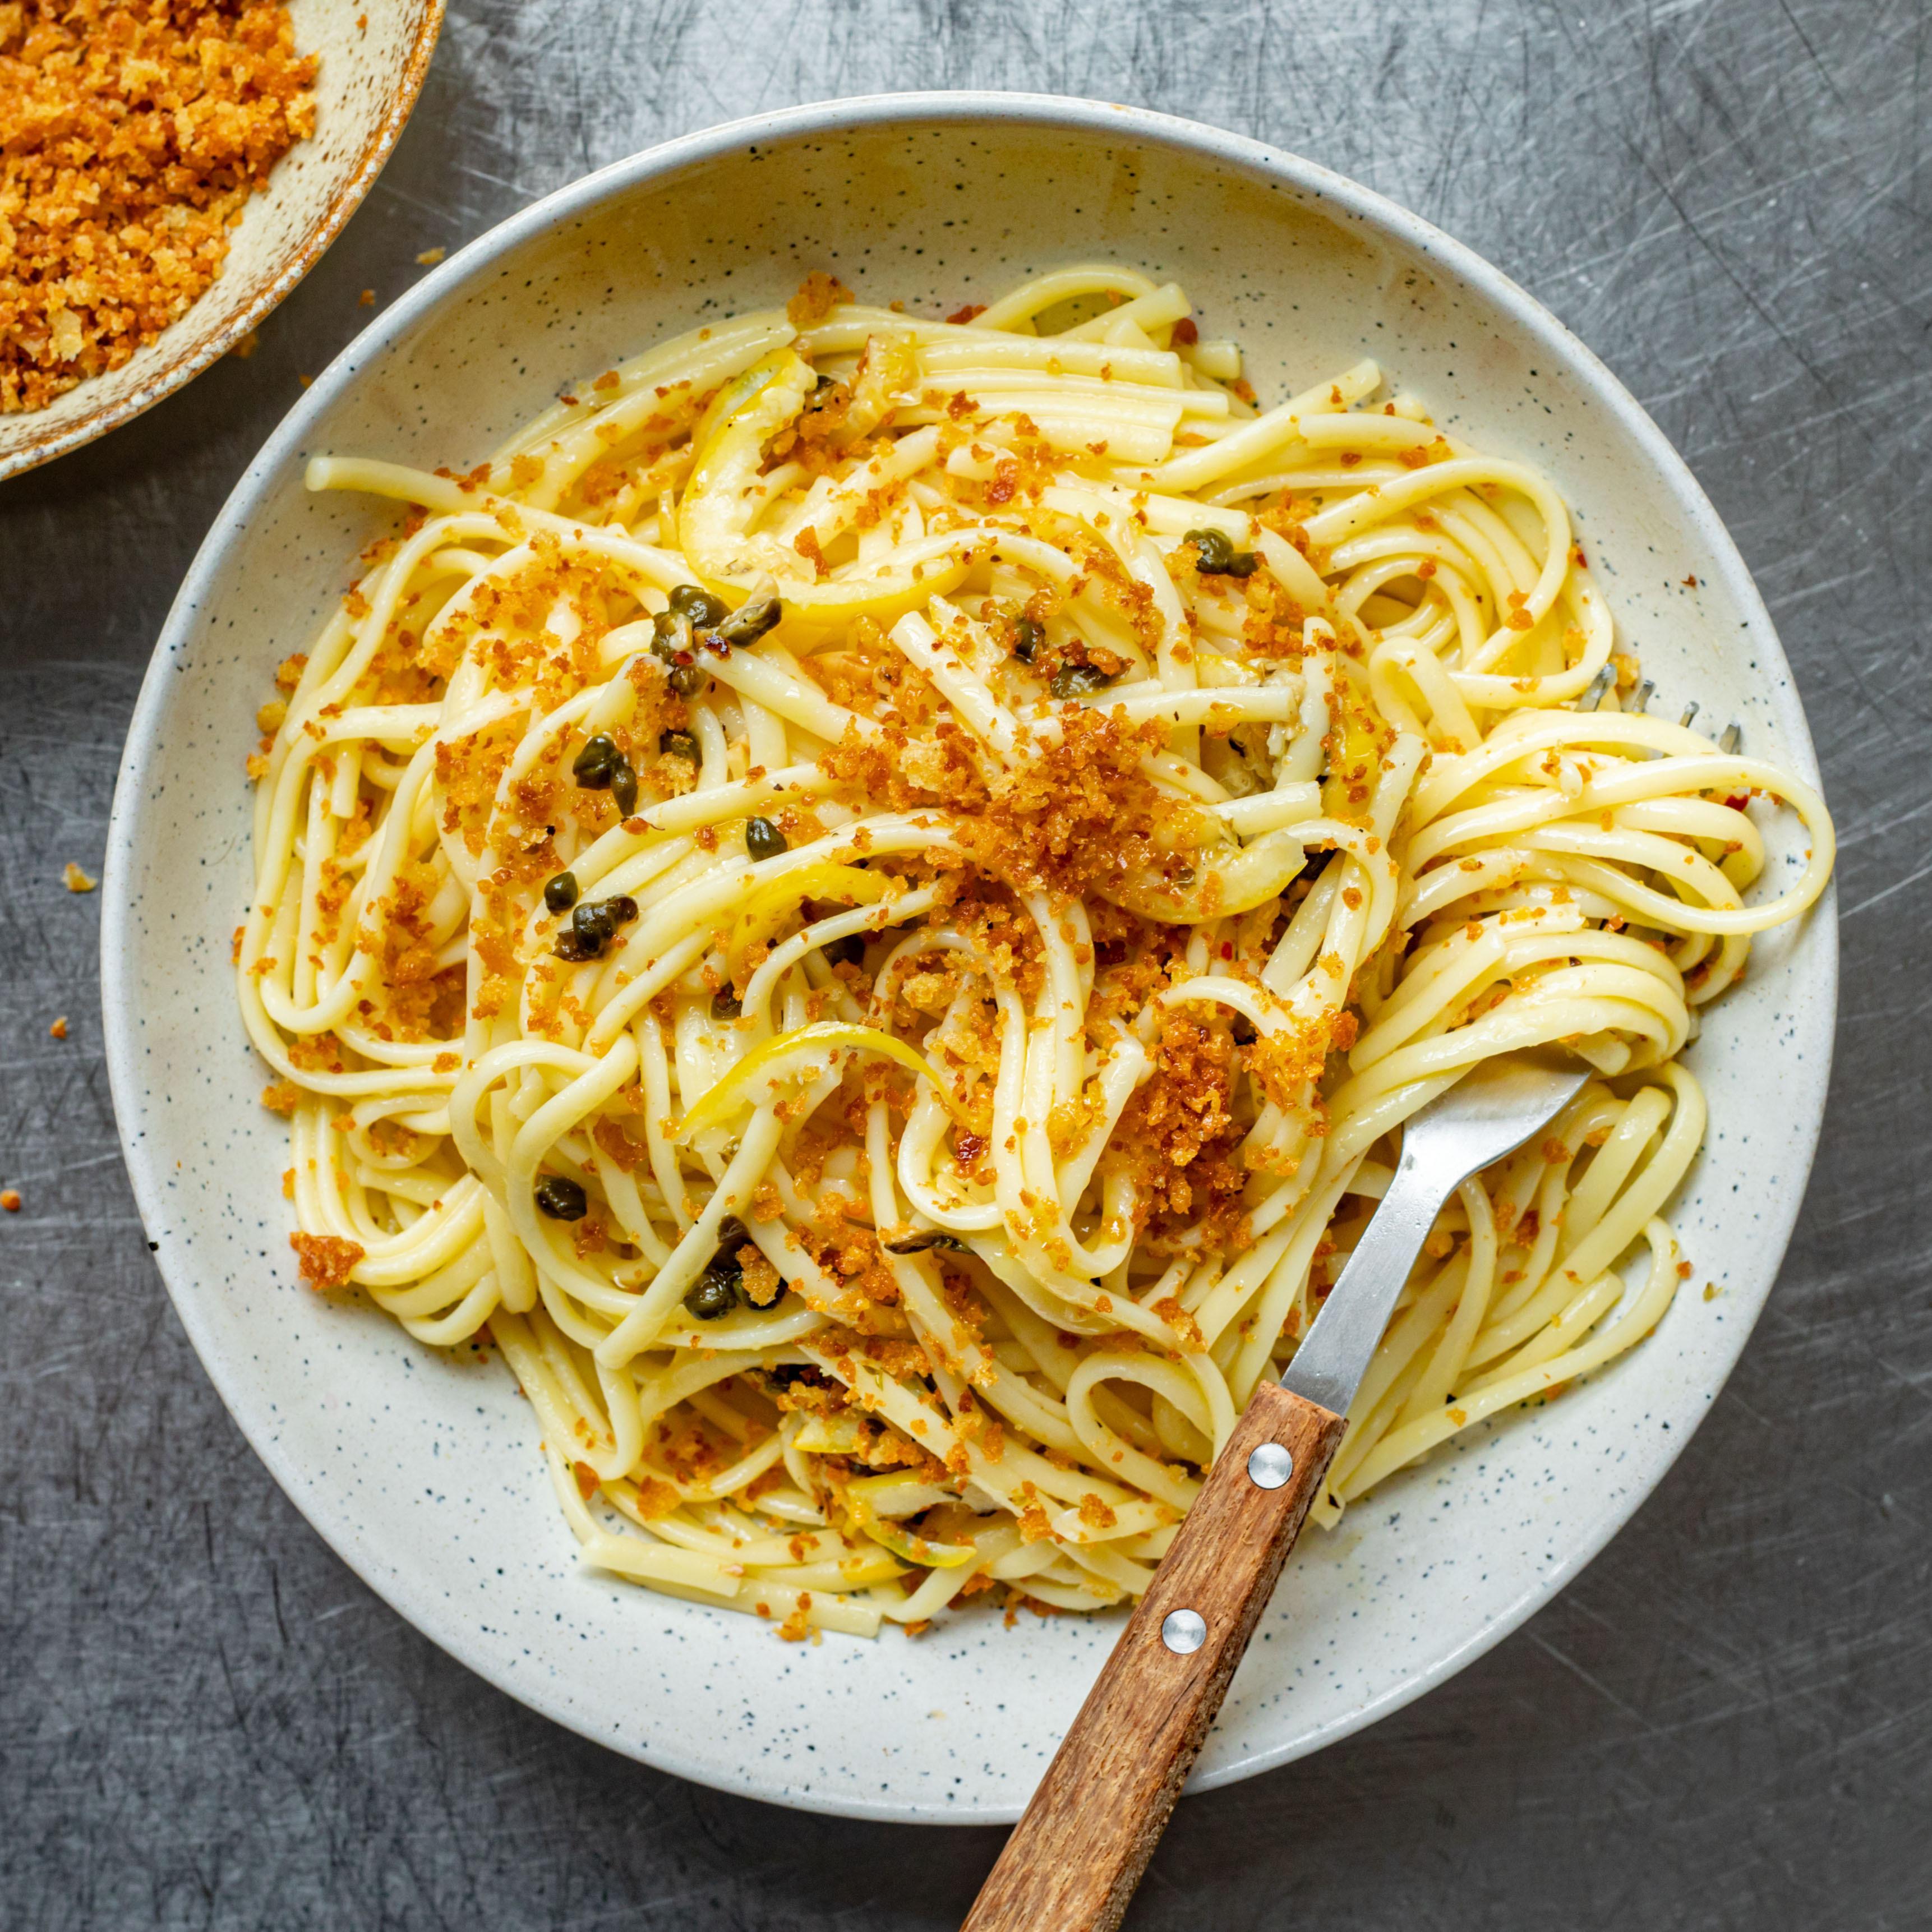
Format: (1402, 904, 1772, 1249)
(237, 267, 1834, 1639)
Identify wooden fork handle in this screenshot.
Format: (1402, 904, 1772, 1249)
(961, 1381, 1347, 1932)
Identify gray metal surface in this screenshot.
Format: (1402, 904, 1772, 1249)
(2, 3, 1925, 1926)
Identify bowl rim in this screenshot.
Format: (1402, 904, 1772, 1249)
(102, 89, 1838, 1819)
(0, 0, 446, 485)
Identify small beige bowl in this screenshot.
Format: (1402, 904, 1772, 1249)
(0, 0, 443, 483)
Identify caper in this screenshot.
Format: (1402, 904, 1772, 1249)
(686, 1233, 745, 1320)
(543, 871, 579, 914)
(745, 816, 787, 861)
(1184, 527, 1258, 577)
(1187, 527, 1234, 571)
(573, 732, 617, 787)
(766, 1363, 833, 1391)
(1010, 615, 1043, 663)
(651, 610, 704, 694)
(882, 1230, 967, 1255)
(584, 894, 639, 939)
(684, 1270, 737, 1320)
(651, 608, 693, 659)
(669, 583, 728, 628)
(660, 730, 699, 762)
(610, 753, 638, 817)
(714, 596, 782, 648)
(711, 988, 742, 1019)
(534, 1174, 588, 1220)
(1050, 662, 1114, 699)
(555, 893, 638, 961)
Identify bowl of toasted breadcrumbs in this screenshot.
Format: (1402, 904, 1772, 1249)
(0, 0, 442, 480)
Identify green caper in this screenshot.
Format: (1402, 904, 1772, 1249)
(534, 1174, 588, 1220)
(680, 1252, 737, 1329)
(610, 753, 637, 817)
(660, 730, 699, 762)
(669, 583, 728, 628)
(711, 988, 742, 1018)
(1050, 662, 1114, 699)
(651, 608, 693, 658)
(1010, 615, 1043, 663)
(684, 1270, 737, 1321)
(572, 733, 617, 787)
(685, 1235, 745, 1321)
(555, 893, 638, 961)
(543, 871, 579, 914)
(651, 610, 704, 694)
(713, 597, 782, 648)
(882, 1230, 967, 1255)
(1184, 527, 1258, 577)
(745, 816, 787, 861)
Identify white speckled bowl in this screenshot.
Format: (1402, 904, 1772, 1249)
(101, 94, 1837, 1823)
(0, 0, 442, 482)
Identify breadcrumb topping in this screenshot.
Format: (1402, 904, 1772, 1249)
(0, 0, 316, 412)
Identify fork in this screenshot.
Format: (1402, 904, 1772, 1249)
(962, 1048, 1592, 1932)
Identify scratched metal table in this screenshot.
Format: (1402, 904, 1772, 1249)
(3, 3, 1926, 1926)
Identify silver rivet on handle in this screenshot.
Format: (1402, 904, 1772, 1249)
(1247, 1443, 1293, 1490)
(1160, 1608, 1207, 1654)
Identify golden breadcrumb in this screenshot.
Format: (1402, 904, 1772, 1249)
(289, 1229, 362, 1288)
(0, 0, 316, 412)
(786, 269, 851, 328)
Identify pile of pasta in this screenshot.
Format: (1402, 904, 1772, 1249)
(238, 266, 1834, 1638)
